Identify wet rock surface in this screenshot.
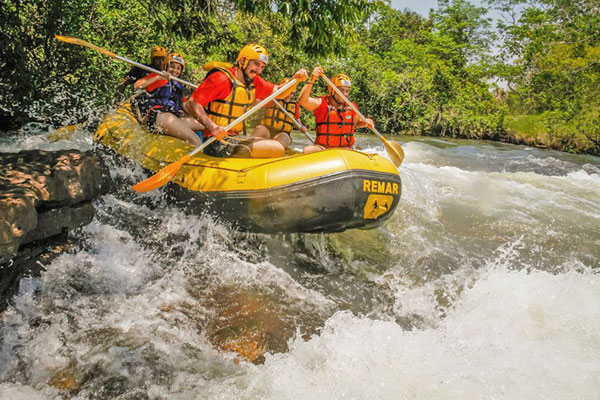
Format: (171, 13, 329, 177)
(0, 149, 110, 308)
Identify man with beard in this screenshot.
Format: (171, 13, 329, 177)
(185, 44, 307, 158)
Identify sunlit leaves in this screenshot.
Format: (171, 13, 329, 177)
(228, 0, 376, 55)
(341, 4, 504, 137)
(487, 0, 600, 153)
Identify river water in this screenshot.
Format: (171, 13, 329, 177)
(1, 126, 599, 399)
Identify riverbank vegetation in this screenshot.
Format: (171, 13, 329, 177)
(1, 0, 598, 155)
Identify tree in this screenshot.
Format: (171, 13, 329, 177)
(489, 0, 600, 153)
(0, 0, 374, 130)
(431, 0, 495, 67)
(333, 3, 504, 138)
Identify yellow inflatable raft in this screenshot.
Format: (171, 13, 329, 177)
(94, 106, 402, 233)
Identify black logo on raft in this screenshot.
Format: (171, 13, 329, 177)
(362, 180, 399, 195)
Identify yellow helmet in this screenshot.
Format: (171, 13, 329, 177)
(275, 77, 299, 99)
(151, 46, 167, 59)
(237, 44, 269, 69)
(168, 52, 185, 71)
(328, 73, 352, 95)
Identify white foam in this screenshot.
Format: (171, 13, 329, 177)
(567, 169, 600, 184)
(0, 382, 57, 400)
(1, 128, 599, 398)
(210, 267, 600, 399)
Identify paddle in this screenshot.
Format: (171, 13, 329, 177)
(272, 99, 314, 142)
(55, 35, 199, 89)
(131, 78, 299, 192)
(319, 73, 405, 167)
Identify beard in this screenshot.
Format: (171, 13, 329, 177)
(330, 93, 344, 106)
(241, 67, 254, 86)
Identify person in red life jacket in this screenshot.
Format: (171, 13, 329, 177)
(184, 44, 308, 158)
(116, 45, 167, 98)
(253, 77, 307, 149)
(298, 67, 374, 154)
(134, 52, 204, 146)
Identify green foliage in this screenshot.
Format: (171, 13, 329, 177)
(233, 0, 376, 56)
(489, 0, 600, 154)
(2, 0, 597, 154)
(431, 0, 495, 66)
(0, 0, 111, 129)
(504, 114, 546, 138)
(0, 0, 370, 130)
(338, 4, 504, 139)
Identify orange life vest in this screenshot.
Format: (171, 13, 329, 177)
(314, 95, 356, 148)
(204, 67, 255, 136)
(260, 101, 297, 133)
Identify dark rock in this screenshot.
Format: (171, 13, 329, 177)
(0, 233, 73, 309)
(0, 150, 111, 310)
(24, 202, 95, 243)
(0, 149, 110, 264)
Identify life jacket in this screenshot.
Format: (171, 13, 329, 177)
(314, 95, 356, 148)
(260, 101, 297, 133)
(204, 67, 255, 136)
(143, 78, 185, 115)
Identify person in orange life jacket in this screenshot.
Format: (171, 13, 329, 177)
(116, 45, 167, 97)
(253, 78, 308, 149)
(134, 52, 204, 146)
(184, 44, 308, 158)
(298, 66, 374, 154)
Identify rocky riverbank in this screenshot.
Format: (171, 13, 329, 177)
(0, 149, 110, 309)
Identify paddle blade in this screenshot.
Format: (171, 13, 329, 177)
(132, 155, 191, 192)
(54, 34, 116, 58)
(382, 139, 405, 167)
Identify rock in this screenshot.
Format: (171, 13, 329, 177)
(24, 202, 95, 243)
(0, 149, 110, 264)
(0, 234, 74, 312)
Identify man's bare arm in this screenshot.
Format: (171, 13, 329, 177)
(185, 99, 226, 136)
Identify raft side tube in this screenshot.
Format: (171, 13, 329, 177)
(166, 169, 401, 233)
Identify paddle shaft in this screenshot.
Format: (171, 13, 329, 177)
(189, 78, 298, 157)
(319, 73, 385, 139)
(120, 89, 146, 104)
(55, 35, 199, 89)
(272, 99, 314, 142)
(114, 55, 198, 89)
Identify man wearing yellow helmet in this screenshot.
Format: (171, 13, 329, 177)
(253, 77, 307, 149)
(184, 44, 307, 158)
(133, 52, 204, 145)
(117, 45, 168, 96)
(298, 66, 374, 154)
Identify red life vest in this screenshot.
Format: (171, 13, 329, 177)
(314, 95, 356, 148)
